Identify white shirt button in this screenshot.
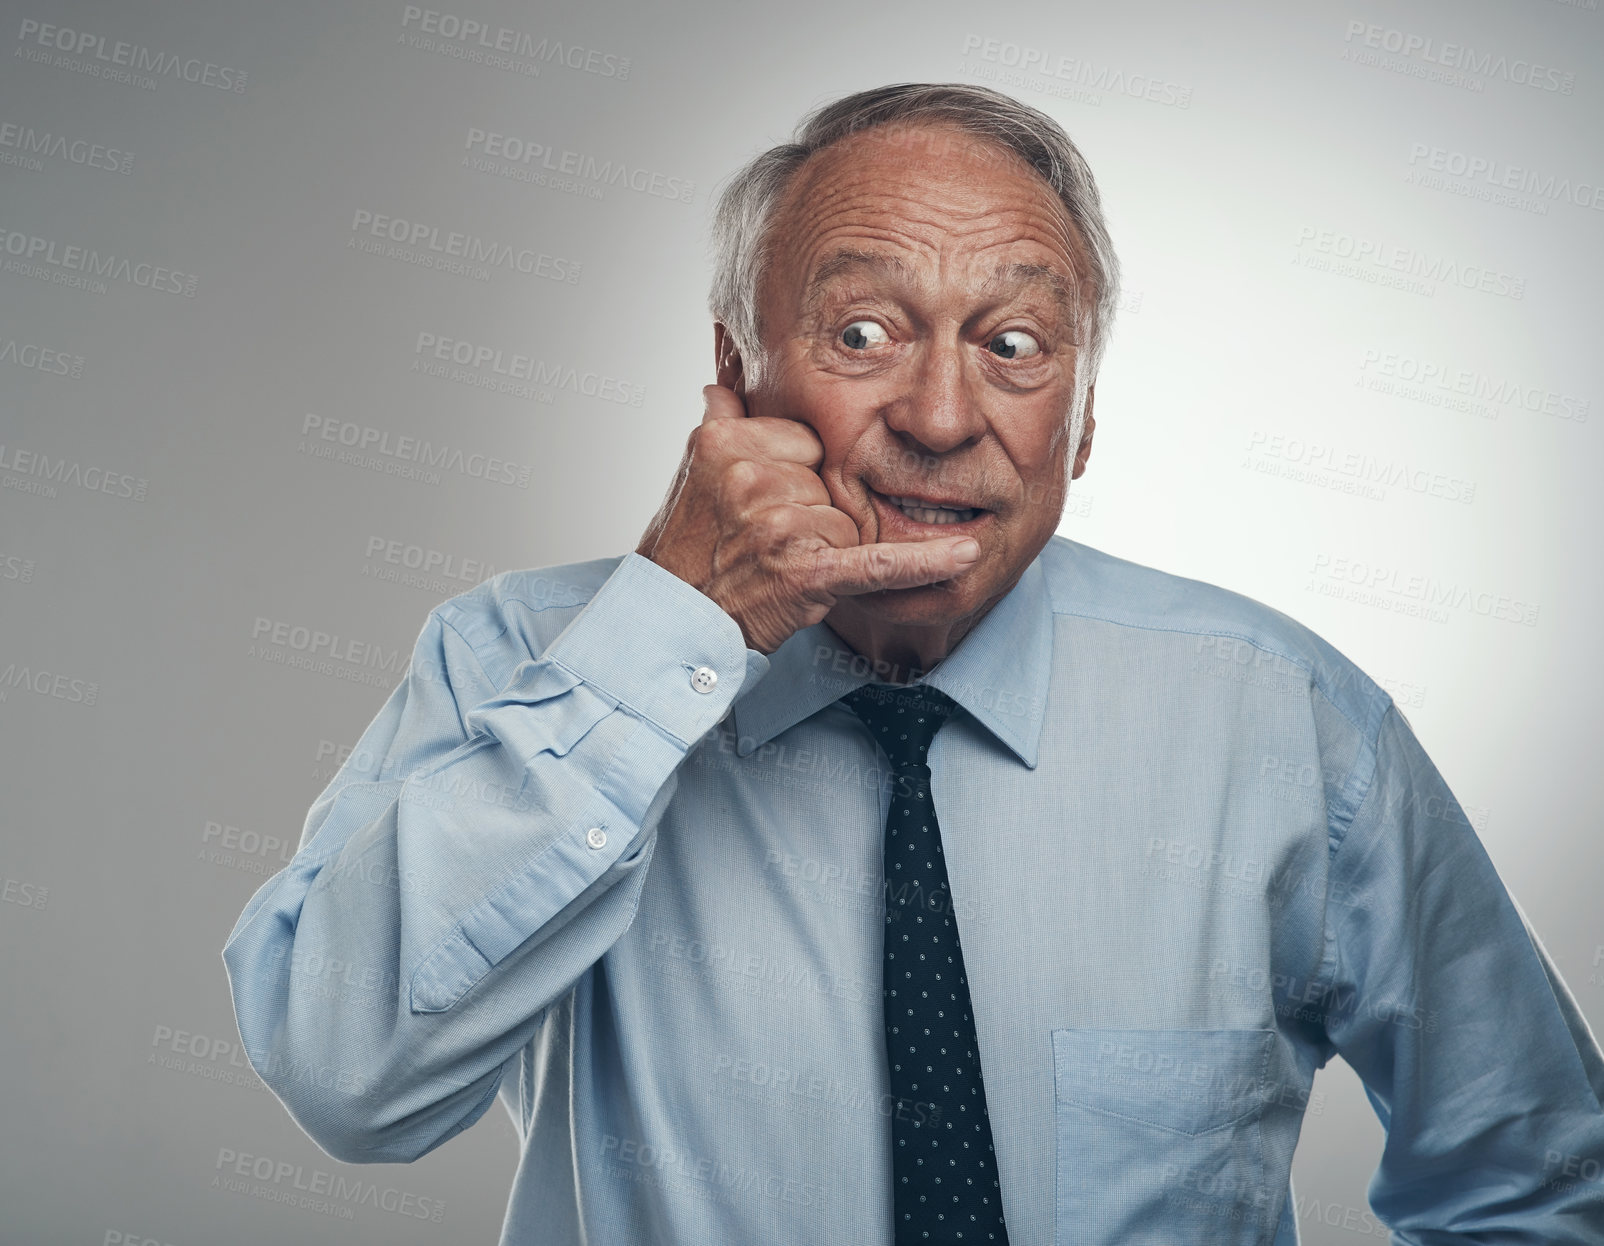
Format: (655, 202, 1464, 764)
(690, 666, 718, 694)
(585, 827, 607, 850)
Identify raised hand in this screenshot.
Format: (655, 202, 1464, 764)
(635, 385, 980, 654)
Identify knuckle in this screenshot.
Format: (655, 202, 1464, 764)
(724, 457, 761, 492)
(823, 515, 856, 546)
(868, 545, 900, 577)
(697, 418, 735, 453)
(752, 507, 791, 545)
(790, 543, 831, 590)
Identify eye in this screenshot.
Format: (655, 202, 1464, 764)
(987, 329, 1041, 360)
(840, 320, 890, 350)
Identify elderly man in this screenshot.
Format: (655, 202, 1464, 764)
(224, 84, 1604, 1244)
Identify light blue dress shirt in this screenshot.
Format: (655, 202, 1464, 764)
(222, 537, 1604, 1245)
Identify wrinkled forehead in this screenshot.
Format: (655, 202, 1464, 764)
(762, 122, 1087, 316)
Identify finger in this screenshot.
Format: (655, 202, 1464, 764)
(750, 416, 826, 466)
(701, 384, 747, 424)
(767, 464, 833, 508)
(700, 415, 825, 470)
(753, 502, 858, 551)
(814, 537, 981, 596)
(722, 462, 824, 518)
(799, 503, 861, 549)
(730, 466, 831, 513)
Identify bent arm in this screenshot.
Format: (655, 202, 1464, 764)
(1318, 704, 1604, 1241)
(222, 555, 761, 1163)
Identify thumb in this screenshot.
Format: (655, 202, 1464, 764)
(702, 384, 747, 424)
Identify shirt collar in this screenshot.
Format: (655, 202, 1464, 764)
(729, 552, 1054, 769)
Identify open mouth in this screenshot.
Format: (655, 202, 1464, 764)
(872, 488, 989, 528)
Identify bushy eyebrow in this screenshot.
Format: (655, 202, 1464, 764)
(801, 248, 1075, 324)
(981, 261, 1075, 324)
(801, 249, 910, 316)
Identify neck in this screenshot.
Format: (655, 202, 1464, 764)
(823, 592, 999, 685)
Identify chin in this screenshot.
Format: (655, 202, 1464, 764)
(847, 574, 978, 623)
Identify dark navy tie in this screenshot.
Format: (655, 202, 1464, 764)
(840, 682, 1009, 1245)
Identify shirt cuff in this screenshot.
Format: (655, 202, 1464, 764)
(544, 552, 764, 745)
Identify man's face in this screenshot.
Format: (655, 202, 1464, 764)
(729, 122, 1096, 649)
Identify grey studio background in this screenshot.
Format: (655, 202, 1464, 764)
(1, 0, 1600, 1241)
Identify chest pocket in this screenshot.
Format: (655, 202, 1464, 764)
(1051, 1027, 1277, 1246)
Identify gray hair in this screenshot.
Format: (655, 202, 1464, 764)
(708, 82, 1121, 388)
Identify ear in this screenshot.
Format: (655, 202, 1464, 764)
(713, 322, 745, 395)
(1071, 384, 1095, 480)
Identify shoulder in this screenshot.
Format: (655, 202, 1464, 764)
(1038, 535, 1391, 734)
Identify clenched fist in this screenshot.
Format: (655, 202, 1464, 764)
(635, 385, 981, 655)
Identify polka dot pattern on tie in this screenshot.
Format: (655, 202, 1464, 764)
(841, 682, 1009, 1245)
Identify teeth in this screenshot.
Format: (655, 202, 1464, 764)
(887, 494, 979, 525)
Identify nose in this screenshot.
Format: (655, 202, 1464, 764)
(881, 339, 987, 455)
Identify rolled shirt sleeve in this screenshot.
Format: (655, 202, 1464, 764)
(1317, 703, 1604, 1240)
(221, 554, 764, 1163)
